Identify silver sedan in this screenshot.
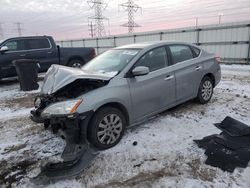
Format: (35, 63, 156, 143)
(31, 41, 221, 150)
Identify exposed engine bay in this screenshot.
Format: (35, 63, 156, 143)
(31, 79, 108, 123)
(52, 79, 107, 98)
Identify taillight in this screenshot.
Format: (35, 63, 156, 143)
(215, 54, 221, 63)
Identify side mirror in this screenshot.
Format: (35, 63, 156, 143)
(132, 66, 149, 76)
(0, 46, 9, 53)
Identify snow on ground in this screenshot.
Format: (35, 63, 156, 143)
(221, 64, 250, 77)
(0, 65, 250, 188)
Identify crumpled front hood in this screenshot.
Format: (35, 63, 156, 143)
(41, 65, 117, 94)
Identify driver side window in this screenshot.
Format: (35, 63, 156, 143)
(3, 39, 26, 51)
(135, 47, 168, 72)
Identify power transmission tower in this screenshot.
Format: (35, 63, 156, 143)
(0, 23, 4, 39)
(119, 0, 142, 34)
(88, 21, 96, 37)
(87, 0, 108, 37)
(14, 22, 23, 37)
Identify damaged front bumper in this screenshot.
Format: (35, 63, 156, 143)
(30, 109, 99, 183)
(30, 109, 44, 123)
(44, 111, 94, 160)
(31, 110, 92, 140)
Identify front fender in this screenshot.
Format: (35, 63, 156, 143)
(76, 79, 133, 124)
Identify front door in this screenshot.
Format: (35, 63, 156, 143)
(127, 47, 176, 122)
(0, 39, 28, 78)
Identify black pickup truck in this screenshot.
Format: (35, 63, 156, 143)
(0, 36, 95, 78)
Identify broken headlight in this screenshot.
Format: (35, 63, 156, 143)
(41, 99, 83, 117)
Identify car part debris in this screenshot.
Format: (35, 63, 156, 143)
(32, 112, 100, 184)
(32, 145, 98, 184)
(133, 141, 138, 146)
(194, 116, 250, 172)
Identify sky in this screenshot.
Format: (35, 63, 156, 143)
(0, 0, 250, 41)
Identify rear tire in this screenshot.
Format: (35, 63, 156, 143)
(196, 76, 213, 104)
(88, 107, 126, 150)
(67, 59, 84, 68)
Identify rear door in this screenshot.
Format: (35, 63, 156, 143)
(168, 44, 203, 102)
(0, 39, 28, 78)
(128, 46, 176, 122)
(26, 37, 58, 72)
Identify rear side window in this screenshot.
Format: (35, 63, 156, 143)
(27, 38, 50, 50)
(3, 39, 26, 51)
(135, 47, 168, 72)
(169, 45, 194, 64)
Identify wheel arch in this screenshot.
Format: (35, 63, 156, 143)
(202, 73, 215, 87)
(94, 102, 130, 126)
(67, 56, 85, 65)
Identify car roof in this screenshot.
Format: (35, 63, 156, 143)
(3, 36, 51, 41)
(115, 41, 195, 50)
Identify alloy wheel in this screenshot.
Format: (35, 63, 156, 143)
(97, 114, 123, 145)
(71, 62, 82, 68)
(201, 80, 213, 101)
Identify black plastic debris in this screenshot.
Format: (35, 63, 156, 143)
(194, 116, 250, 172)
(133, 141, 138, 146)
(32, 145, 98, 184)
(12, 59, 39, 91)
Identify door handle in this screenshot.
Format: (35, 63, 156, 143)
(195, 66, 201, 71)
(47, 51, 52, 54)
(20, 54, 26, 57)
(164, 75, 174, 81)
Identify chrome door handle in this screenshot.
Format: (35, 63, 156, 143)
(164, 75, 174, 81)
(195, 66, 201, 71)
(47, 51, 52, 54)
(20, 54, 26, 57)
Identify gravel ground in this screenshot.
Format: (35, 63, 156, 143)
(0, 64, 249, 188)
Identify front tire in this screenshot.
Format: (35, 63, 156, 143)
(68, 59, 84, 68)
(197, 76, 213, 104)
(88, 107, 126, 150)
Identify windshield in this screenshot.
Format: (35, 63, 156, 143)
(82, 49, 140, 73)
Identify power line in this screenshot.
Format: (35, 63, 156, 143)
(135, 6, 250, 24)
(141, 5, 250, 19)
(87, 0, 108, 37)
(3, 0, 249, 39)
(119, 0, 142, 34)
(14, 22, 24, 37)
(17, 3, 249, 33)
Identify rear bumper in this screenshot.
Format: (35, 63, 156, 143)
(214, 65, 221, 86)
